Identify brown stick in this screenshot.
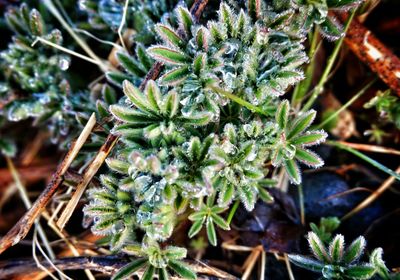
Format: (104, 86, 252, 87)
(0, 256, 238, 280)
(0, 114, 96, 255)
(337, 13, 400, 95)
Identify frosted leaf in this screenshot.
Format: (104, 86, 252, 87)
(98, 0, 123, 29)
(246, 145, 257, 161)
(164, 165, 179, 183)
(130, 152, 147, 170)
(147, 155, 162, 174)
(220, 140, 236, 154)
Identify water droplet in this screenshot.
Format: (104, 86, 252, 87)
(58, 56, 71, 71)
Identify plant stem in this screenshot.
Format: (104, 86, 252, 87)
(292, 27, 320, 107)
(315, 78, 376, 130)
(302, 9, 357, 112)
(327, 140, 400, 181)
(298, 184, 305, 225)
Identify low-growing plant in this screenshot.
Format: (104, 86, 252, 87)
(84, 1, 337, 279)
(289, 231, 400, 280)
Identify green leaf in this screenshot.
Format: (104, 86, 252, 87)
(92, 218, 119, 232)
(188, 211, 206, 221)
(210, 213, 230, 230)
(237, 185, 256, 211)
(319, 17, 343, 41)
(193, 53, 206, 75)
(188, 219, 204, 238)
(117, 52, 146, 76)
(287, 110, 316, 140)
(0, 139, 17, 157)
(308, 232, 330, 262)
(109, 105, 154, 124)
(123, 80, 155, 113)
(148, 46, 189, 65)
(168, 260, 197, 280)
(206, 218, 217, 246)
(248, 0, 261, 20)
(163, 90, 179, 118)
(196, 27, 209, 50)
(158, 268, 169, 280)
(84, 206, 117, 215)
(344, 265, 376, 280)
(180, 113, 212, 126)
(288, 254, 324, 272)
(111, 258, 148, 280)
(156, 24, 184, 48)
(165, 246, 187, 260)
(370, 248, 391, 279)
(211, 206, 227, 214)
(329, 234, 344, 263)
(142, 264, 155, 280)
(122, 244, 144, 256)
(284, 159, 302, 184)
(343, 236, 366, 264)
(220, 3, 233, 34)
(136, 43, 153, 70)
(102, 84, 117, 105)
(145, 81, 161, 111)
(290, 130, 328, 146)
(177, 7, 193, 36)
(29, 9, 45, 36)
(161, 67, 190, 85)
(105, 158, 130, 174)
(189, 137, 201, 160)
(295, 148, 324, 168)
(257, 186, 274, 203)
(106, 71, 130, 87)
(276, 100, 290, 129)
(218, 183, 235, 206)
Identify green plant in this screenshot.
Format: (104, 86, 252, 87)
(260, 0, 363, 40)
(289, 232, 376, 279)
(80, 0, 190, 43)
(364, 89, 400, 129)
(83, 2, 334, 279)
(310, 216, 341, 243)
(0, 3, 95, 144)
(289, 230, 400, 280)
(112, 239, 196, 280)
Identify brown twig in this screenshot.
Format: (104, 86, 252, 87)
(337, 13, 400, 95)
(0, 256, 238, 280)
(0, 114, 96, 255)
